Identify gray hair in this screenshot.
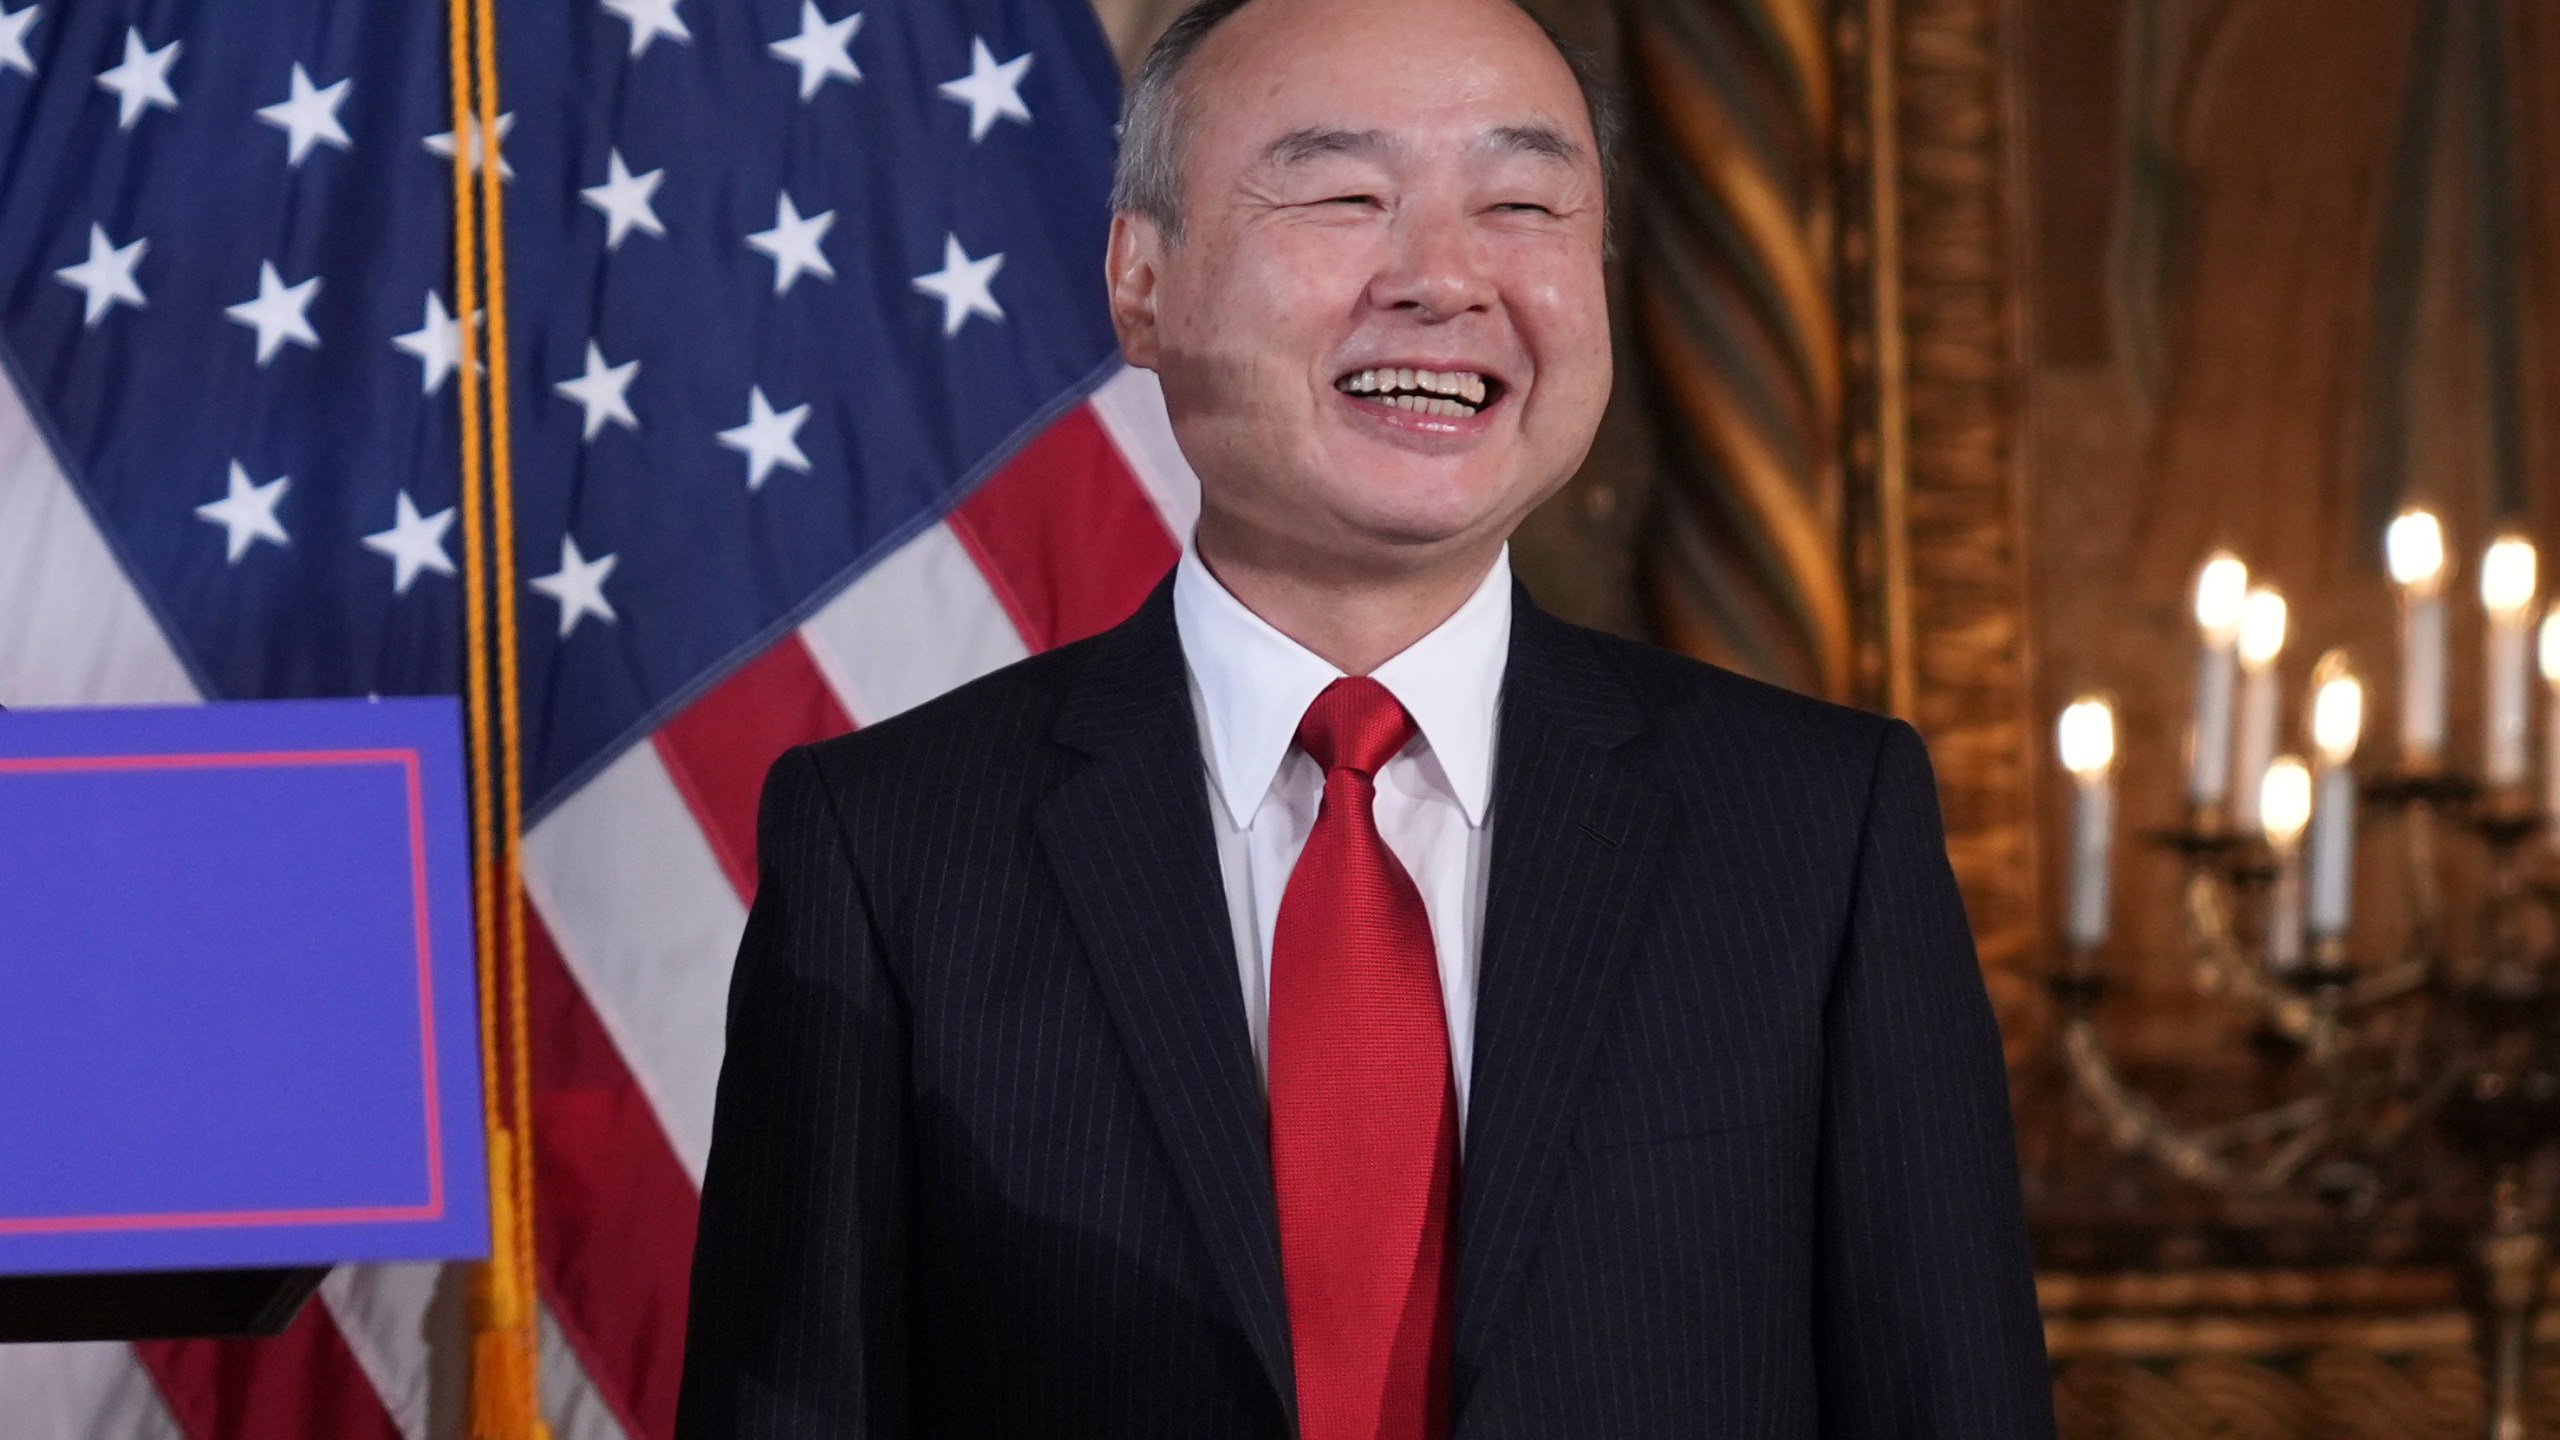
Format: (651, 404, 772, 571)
(1109, 0, 1622, 242)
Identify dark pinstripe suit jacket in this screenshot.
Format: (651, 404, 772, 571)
(676, 576, 2057, 1439)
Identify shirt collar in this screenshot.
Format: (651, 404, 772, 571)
(1173, 540, 1511, 831)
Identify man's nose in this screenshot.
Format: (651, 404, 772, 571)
(1369, 206, 1494, 320)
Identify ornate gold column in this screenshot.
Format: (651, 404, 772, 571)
(1625, 1, 1848, 702)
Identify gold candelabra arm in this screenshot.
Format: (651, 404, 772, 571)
(2181, 868, 2329, 1051)
(2058, 1015, 2335, 1194)
(2345, 958, 2432, 1010)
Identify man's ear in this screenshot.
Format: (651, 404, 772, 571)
(1106, 212, 1165, 369)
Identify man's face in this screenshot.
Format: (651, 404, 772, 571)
(1108, 0, 1611, 578)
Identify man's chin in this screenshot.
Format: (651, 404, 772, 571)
(1324, 495, 1521, 562)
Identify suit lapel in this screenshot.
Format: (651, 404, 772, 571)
(1454, 591, 1667, 1415)
(1034, 580, 1298, 1422)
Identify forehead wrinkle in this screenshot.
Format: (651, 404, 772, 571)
(1257, 125, 1398, 170)
(1479, 121, 1583, 167)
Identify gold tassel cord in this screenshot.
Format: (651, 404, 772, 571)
(445, 0, 544, 1426)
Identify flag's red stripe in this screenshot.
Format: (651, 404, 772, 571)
(528, 905, 702, 1440)
(948, 404, 1180, 650)
(135, 1300, 405, 1440)
(654, 634, 855, 899)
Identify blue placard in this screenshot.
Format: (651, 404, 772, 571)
(0, 698, 488, 1276)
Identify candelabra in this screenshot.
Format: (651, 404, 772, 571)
(2052, 511, 2560, 1440)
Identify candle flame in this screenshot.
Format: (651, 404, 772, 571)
(2058, 696, 2116, 778)
(2193, 552, 2249, 639)
(2385, 508, 2446, 589)
(2238, 585, 2288, 667)
(2481, 535, 2538, 618)
(2259, 755, 2312, 847)
(2309, 651, 2363, 765)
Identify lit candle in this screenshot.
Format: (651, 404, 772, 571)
(2304, 653, 2364, 942)
(2481, 535, 2538, 790)
(2230, 585, 2288, 834)
(2187, 552, 2250, 821)
(2386, 507, 2448, 770)
(2541, 609, 2560, 830)
(2058, 696, 2117, 951)
(2259, 755, 2312, 970)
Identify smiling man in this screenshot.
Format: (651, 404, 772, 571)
(674, 0, 2057, 1436)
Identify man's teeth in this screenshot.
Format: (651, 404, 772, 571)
(1376, 393, 1475, 417)
(1337, 367, 1490, 413)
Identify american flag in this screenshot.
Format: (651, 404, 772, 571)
(0, 0, 1195, 1432)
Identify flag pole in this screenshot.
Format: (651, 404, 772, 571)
(446, 0, 545, 1426)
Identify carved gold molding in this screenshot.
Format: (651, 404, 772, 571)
(2043, 1266, 2560, 1436)
(2056, 1350, 2560, 1440)
(2041, 1265, 2560, 1357)
(1835, 0, 2046, 1060)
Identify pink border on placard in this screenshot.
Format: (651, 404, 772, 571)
(0, 747, 448, 1235)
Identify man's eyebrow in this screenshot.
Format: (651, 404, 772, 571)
(1483, 122, 1584, 166)
(1259, 126, 1394, 167)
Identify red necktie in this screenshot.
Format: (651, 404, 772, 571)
(1268, 676, 1458, 1440)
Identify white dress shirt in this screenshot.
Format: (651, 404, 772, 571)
(1172, 543, 1510, 1128)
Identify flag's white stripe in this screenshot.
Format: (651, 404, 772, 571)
(521, 741, 748, 1184)
(797, 520, 1029, 726)
(519, 511, 1049, 1199)
(0, 372, 199, 707)
(539, 1303, 632, 1440)
(0, 1340, 188, 1440)
(320, 1263, 457, 1440)
(319, 1260, 629, 1440)
(1084, 366, 1201, 543)
(544, 399, 1182, 1193)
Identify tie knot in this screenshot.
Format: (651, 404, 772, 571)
(1294, 676, 1416, 778)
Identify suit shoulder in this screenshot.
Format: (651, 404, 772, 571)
(1562, 619, 1899, 761)
(790, 630, 1100, 803)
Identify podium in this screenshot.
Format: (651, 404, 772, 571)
(0, 699, 489, 1340)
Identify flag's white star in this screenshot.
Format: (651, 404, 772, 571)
(196, 462, 290, 563)
(937, 38, 1031, 141)
(53, 224, 146, 326)
(717, 386, 812, 490)
(746, 193, 835, 294)
(580, 148, 665, 249)
(393, 290, 478, 395)
(256, 63, 352, 166)
(601, 0, 689, 57)
(911, 234, 1005, 336)
(529, 534, 619, 637)
(0, 5, 40, 80)
(424, 111, 515, 180)
(362, 491, 457, 594)
(95, 28, 177, 130)
(224, 261, 321, 365)
(554, 341, 640, 440)
(768, 2, 861, 100)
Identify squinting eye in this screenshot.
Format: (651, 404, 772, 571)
(1495, 202, 1555, 215)
(1320, 194, 1380, 207)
